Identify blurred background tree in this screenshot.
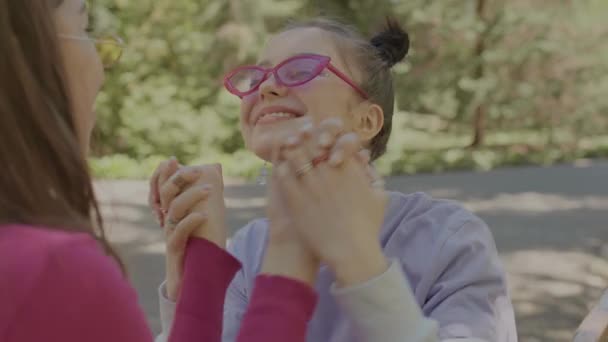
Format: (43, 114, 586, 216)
(89, 0, 608, 179)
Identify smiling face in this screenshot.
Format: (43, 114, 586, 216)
(238, 27, 383, 162)
(54, 0, 104, 152)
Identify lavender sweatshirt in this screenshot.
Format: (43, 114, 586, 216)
(159, 191, 517, 342)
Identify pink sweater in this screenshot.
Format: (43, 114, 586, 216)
(0, 225, 317, 342)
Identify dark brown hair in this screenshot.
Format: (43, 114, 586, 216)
(285, 17, 410, 160)
(0, 0, 123, 270)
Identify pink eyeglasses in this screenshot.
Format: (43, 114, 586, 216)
(223, 53, 368, 99)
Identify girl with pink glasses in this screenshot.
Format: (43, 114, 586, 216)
(152, 18, 517, 342)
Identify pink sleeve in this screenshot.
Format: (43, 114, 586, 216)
(5, 239, 154, 342)
(236, 275, 318, 342)
(171, 238, 318, 342)
(169, 238, 241, 342)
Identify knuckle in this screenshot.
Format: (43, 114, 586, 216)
(166, 208, 176, 221)
(327, 117, 344, 129)
(194, 184, 211, 196)
(340, 133, 359, 146)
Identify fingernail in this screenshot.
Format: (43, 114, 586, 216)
(300, 121, 314, 134)
(201, 183, 213, 191)
(319, 132, 332, 147)
(329, 150, 343, 166)
(286, 135, 299, 147)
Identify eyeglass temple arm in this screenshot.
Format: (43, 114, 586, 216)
(326, 64, 368, 99)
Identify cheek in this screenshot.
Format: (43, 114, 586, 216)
(65, 44, 104, 103)
(295, 81, 352, 122)
(240, 95, 256, 124)
(63, 45, 104, 144)
(239, 96, 256, 139)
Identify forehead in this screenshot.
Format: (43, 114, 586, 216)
(259, 27, 347, 68)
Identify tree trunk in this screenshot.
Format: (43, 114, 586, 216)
(470, 0, 488, 148)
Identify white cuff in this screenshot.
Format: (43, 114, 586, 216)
(331, 259, 439, 342)
(156, 281, 177, 342)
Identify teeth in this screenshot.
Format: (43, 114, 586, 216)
(265, 112, 295, 118)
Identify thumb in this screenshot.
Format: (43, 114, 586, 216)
(213, 163, 224, 189)
(167, 213, 206, 253)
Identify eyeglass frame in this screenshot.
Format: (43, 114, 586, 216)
(223, 53, 369, 99)
(58, 34, 125, 69)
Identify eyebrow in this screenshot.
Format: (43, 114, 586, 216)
(256, 52, 320, 67)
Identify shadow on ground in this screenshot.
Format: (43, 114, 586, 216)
(98, 161, 608, 341)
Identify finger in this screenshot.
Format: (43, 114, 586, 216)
(370, 167, 385, 189)
(352, 149, 383, 186)
(166, 184, 212, 226)
(274, 161, 303, 207)
(282, 118, 314, 150)
(211, 163, 224, 190)
(158, 157, 179, 198)
(167, 213, 207, 253)
(149, 159, 171, 223)
(149, 160, 167, 207)
(317, 117, 345, 149)
(158, 157, 179, 213)
(328, 133, 363, 167)
(298, 118, 315, 137)
(282, 133, 317, 187)
(160, 166, 204, 211)
(334, 150, 372, 184)
(356, 149, 371, 165)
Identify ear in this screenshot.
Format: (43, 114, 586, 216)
(352, 103, 384, 144)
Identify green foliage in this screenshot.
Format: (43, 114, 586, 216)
(89, 0, 608, 179)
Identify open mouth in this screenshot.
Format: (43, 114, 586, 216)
(256, 112, 301, 125)
(253, 106, 305, 125)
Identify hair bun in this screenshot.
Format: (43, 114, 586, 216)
(370, 18, 410, 68)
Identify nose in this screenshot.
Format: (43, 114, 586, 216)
(259, 73, 288, 101)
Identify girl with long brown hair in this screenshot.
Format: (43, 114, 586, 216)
(0, 1, 340, 341)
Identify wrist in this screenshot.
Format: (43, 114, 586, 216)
(261, 240, 319, 285)
(165, 256, 182, 302)
(191, 217, 227, 249)
(165, 278, 179, 301)
(327, 241, 388, 287)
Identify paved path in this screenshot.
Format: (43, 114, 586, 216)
(97, 160, 608, 342)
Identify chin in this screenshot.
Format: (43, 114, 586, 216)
(246, 119, 306, 162)
(249, 136, 275, 162)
